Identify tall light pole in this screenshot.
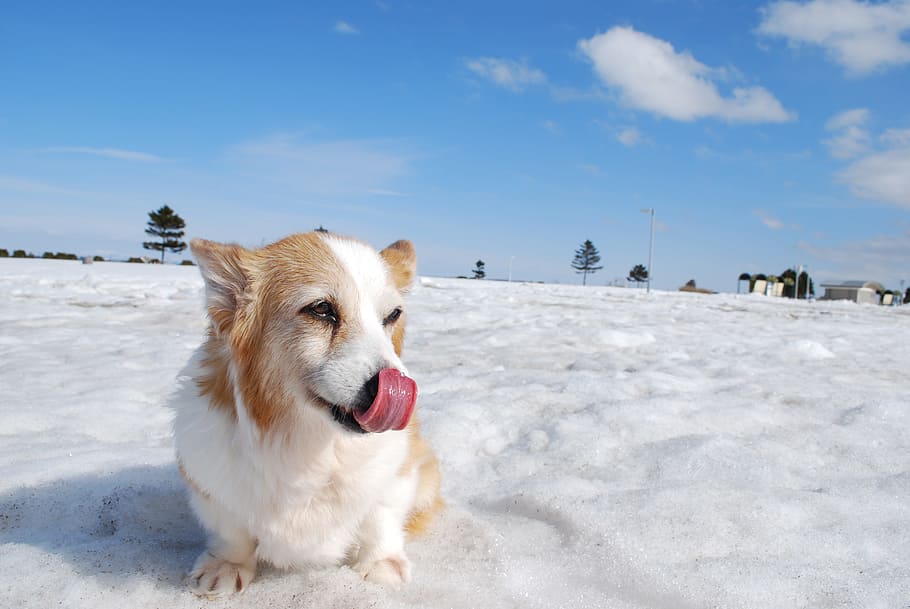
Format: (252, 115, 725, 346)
(640, 208, 655, 294)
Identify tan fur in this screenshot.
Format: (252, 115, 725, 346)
(195, 336, 236, 418)
(194, 233, 352, 433)
(380, 240, 417, 292)
(380, 240, 415, 357)
(401, 419, 444, 537)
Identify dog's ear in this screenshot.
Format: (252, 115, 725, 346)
(191, 238, 250, 334)
(380, 240, 416, 293)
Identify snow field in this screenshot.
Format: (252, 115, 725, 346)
(0, 260, 908, 608)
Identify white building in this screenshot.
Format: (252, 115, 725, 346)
(819, 280, 884, 305)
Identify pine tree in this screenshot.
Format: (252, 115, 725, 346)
(472, 260, 486, 279)
(143, 205, 187, 263)
(571, 240, 603, 286)
(628, 264, 648, 287)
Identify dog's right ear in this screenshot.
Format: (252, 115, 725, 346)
(380, 239, 416, 293)
(191, 238, 249, 334)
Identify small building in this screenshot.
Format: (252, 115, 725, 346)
(819, 280, 884, 304)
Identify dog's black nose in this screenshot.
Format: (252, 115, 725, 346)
(352, 372, 380, 413)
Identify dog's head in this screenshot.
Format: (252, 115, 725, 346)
(191, 232, 417, 435)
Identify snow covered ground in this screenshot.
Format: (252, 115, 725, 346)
(1, 258, 908, 609)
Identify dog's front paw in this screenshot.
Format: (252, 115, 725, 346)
(357, 554, 412, 587)
(189, 551, 256, 598)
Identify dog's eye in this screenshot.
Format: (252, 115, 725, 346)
(303, 301, 338, 324)
(383, 307, 402, 326)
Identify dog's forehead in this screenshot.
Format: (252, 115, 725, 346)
(255, 233, 394, 309)
(320, 234, 393, 299)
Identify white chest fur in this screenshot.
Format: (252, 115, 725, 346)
(174, 376, 413, 568)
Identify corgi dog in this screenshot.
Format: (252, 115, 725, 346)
(173, 232, 442, 597)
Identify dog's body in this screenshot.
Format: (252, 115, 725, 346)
(174, 232, 441, 597)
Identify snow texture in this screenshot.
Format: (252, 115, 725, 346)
(1, 259, 908, 608)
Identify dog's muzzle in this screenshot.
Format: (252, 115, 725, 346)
(330, 369, 417, 434)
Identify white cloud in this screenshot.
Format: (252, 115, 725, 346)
(333, 20, 359, 35)
(825, 126, 870, 159)
(465, 57, 547, 92)
(542, 120, 562, 135)
(694, 145, 720, 159)
(577, 26, 794, 123)
(45, 146, 165, 163)
(880, 127, 910, 147)
(616, 127, 642, 147)
(826, 110, 910, 208)
(754, 209, 799, 230)
(839, 147, 910, 208)
(755, 210, 784, 230)
(758, 0, 910, 75)
(825, 108, 869, 131)
(824, 108, 870, 159)
(580, 163, 602, 175)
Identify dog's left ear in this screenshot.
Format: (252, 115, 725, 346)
(380, 240, 416, 293)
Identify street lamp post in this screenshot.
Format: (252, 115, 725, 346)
(640, 208, 655, 294)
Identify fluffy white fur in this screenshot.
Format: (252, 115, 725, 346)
(173, 233, 439, 597)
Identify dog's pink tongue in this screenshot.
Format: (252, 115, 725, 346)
(354, 368, 417, 433)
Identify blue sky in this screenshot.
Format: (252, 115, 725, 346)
(2, 0, 909, 291)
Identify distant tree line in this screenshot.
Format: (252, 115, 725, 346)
(463, 240, 649, 286)
(0, 249, 88, 260)
(0, 204, 193, 265)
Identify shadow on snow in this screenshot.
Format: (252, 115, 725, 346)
(0, 465, 204, 590)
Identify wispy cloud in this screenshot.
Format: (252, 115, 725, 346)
(880, 127, 910, 147)
(0, 175, 89, 196)
(694, 145, 720, 160)
(757, 0, 910, 76)
(333, 20, 359, 35)
(365, 188, 409, 197)
(824, 108, 870, 159)
(228, 133, 415, 198)
(542, 120, 562, 135)
(800, 230, 910, 282)
(593, 120, 649, 148)
(577, 26, 795, 123)
(754, 209, 799, 230)
(465, 57, 547, 92)
(825, 108, 869, 132)
(616, 126, 643, 147)
(44, 146, 166, 163)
